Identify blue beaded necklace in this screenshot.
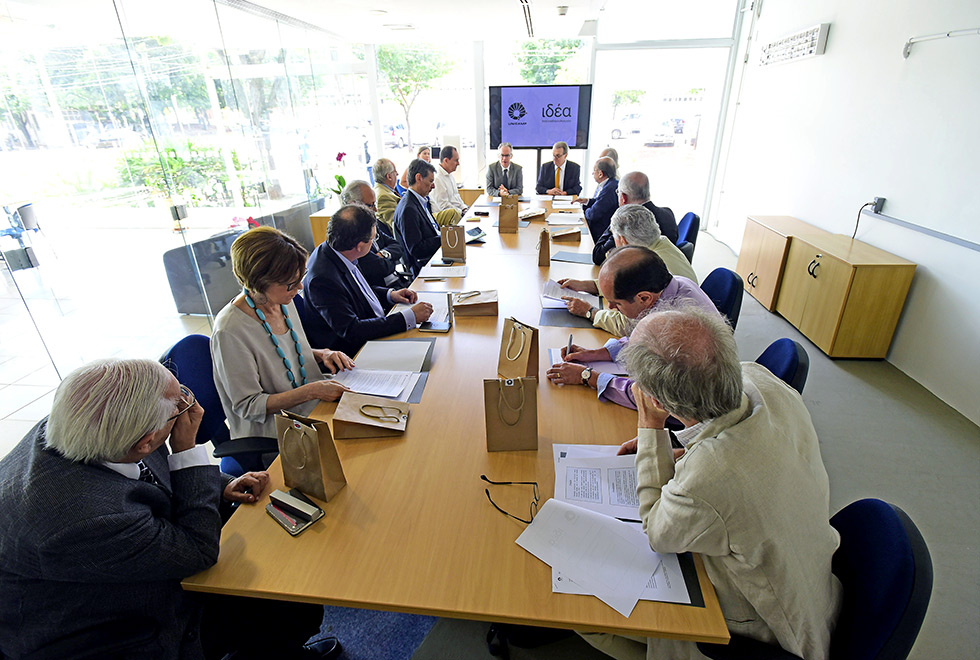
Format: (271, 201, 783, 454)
(244, 291, 307, 388)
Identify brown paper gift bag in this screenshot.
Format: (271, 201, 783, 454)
(276, 410, 347, 503)
(498, 194, 519, 233)
(452, 290, 498, 316)
(484, 377, 538, 452)
(538, 228, 551, 267)
(333, 392, 409, 439)
(497, 317, 538, 379)
(441, 225, 466, 262)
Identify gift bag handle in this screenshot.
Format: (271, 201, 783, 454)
(504, 321, 528, 361)
(497, 378, 526, 426)
(360, 404, 407, 424)
(444, 227, 459, 249)
(281, 424, 310, 469)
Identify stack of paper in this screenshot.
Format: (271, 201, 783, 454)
(390, 291, 450, 324)
(329, 368, 417, 399)
(548, 444, 693, 607)
(515, 499, 666, 617)
(552, 200, 581, 210)
(541, 279, 600, 310)
(328, 339, 432, 402)
(418, 264, 468, 278)
(553, 195, 574, 202)
(546, 214, 584, 225)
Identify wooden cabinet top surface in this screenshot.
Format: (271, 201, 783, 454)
(792, 234, 916, 267)
(746, 215, 833, 239)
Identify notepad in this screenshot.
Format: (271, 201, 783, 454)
(418, 265, 468, 278)
(542, 279, 600, 308)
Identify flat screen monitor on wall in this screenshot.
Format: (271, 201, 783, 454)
(489, 85, 592, 150)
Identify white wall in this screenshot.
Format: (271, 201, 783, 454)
(710, 0, 980, 425)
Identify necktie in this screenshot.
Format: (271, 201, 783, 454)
(137, 459, 163, 488)
(502, 169, 508, 190)
(554, 166, 560, 190)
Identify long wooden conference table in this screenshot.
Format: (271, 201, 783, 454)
(182, 195, 729, 645)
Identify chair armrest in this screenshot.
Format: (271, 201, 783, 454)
(212, 436, 279, 458)
(696, 635, 802, 660)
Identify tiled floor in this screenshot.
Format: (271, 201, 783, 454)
(0, 263, 213, 451)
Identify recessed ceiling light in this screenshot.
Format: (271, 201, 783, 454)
(383, 23, 415, 30)
(369, 9, 387, 15)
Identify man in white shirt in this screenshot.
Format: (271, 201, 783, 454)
(430, 145, 465, 224)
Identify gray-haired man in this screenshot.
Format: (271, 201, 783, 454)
(0, 358, 340, 659)
(486, 142, 524, 196)
(580, 307, 841, 660)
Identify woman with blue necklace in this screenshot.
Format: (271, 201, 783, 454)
(212, 226, 353, 442)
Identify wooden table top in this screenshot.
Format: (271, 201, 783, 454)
(182, 196, 729, 644)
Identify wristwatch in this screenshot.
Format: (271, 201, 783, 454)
(580, 367, 593, 386)
(585, 307, 596, 321)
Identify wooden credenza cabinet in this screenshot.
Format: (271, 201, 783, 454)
(736, 216, 832, 310)
(775, 235, 915, 358)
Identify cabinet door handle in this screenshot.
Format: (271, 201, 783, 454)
(751, 274, 759, 287)
(807, 259, 817, 276)
(811, 261, 820, 278)
(747, 272, 755, 288)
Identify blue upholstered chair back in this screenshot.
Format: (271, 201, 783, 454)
(828, 499, 933, 660)
(697, 498, 933, 660)
(160, 334, 249, 476)
(160, 334, 229, 447)
(700, 267, 743, 330)
(756, 338, 810, 394)
(678, 240, 695, 264)
(677, 212, 700, 247)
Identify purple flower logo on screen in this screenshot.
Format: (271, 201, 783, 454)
(507, 102, 527, 121)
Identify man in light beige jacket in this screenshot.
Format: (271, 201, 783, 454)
(582, 306, 841, 660)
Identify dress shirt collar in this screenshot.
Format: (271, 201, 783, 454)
(102, 460, 140, 479)
(381, 183, 399, 196)
(330, 246, 384, 318)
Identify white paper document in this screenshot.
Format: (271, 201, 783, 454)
(329, 368, 413, 398)
(556, 454, 642, 521)
(354, 340, 431, 373)
(547, 349, 628, 376)
(542, 279, 601, 308)
(390, 291, 451, 324)
(546, 214, 584, 225)
(515, 499, 659, 617)
(552, 195, 574, 201)
(551, 200, 581, 209)
(418, 264, 468, 278)
(554, 548, 691, 605)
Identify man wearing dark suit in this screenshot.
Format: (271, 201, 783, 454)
(592, 170, 679, 264)
(340, 180, 407, 288)
(486, 142, 523, 196)
(576, 157, 619, 241)
(393, 158, 444, 275)
(304, 204, 432, 355)
(0, 359, 339, 659)
(535, 141, 582, 196)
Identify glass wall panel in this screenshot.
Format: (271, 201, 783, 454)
(597, 0, 739, 43)
(591, 48, 729, 215)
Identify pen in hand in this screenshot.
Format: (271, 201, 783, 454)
(566, 333, 573, 361)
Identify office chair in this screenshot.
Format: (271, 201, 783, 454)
(677, 212, 700, 248)
(160, 334, 279, 477)
(678, 240, 695, 264)
(700, 268, 744, 330)
(21, 615, 159, 660)
(697, 499, 933, 660)
(756, 338, 810, 394)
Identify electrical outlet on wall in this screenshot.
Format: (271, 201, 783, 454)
(873, 197, 886, 214)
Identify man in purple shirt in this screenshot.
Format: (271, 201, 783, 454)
(546, 245, 722, 409)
